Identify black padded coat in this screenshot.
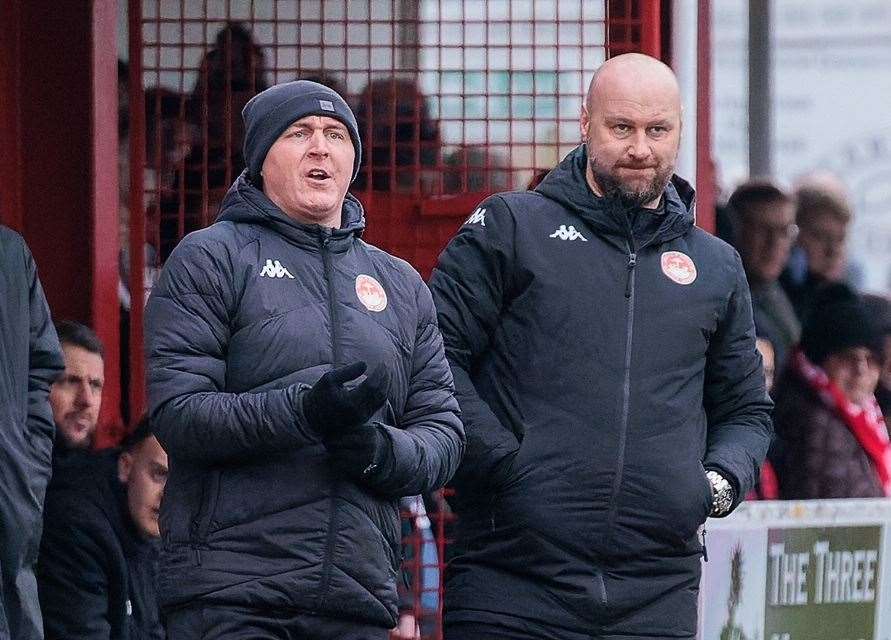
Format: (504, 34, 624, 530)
(429, 146, 773, 639)
(0, 226, 64, 640)
(145, 173, 464, 627)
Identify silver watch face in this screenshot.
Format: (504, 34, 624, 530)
(706, 470, 733, 515)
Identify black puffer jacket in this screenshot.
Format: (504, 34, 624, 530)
(38, 450, 165, 640)
(429, 146, 772, 637)
(0, 226, 64, 640)
(145, 173, 463, 627)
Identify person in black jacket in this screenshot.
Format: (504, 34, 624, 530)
(429, 53, 773, 639)
(0, 225, 64, 640)
(145, 80, 464, 639)
(37, 419, 167, 639)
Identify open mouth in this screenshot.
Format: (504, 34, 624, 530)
(306, 168, 331, 182)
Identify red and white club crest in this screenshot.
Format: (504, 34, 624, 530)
(661, 251, 697, 285)
(355, 274, 388, 312)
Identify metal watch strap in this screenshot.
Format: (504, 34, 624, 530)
(706, 469, 734, 517)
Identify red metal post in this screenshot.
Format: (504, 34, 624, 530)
(17, 0, 123, 445)
(91, 0, 124, 446)
(640, 0, 663, 58)
(695, 0, 716, 233)
(128, 0, 147, 425)
(0, 0, 24, 231)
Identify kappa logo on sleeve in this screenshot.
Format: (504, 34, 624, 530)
(464, 207, 486, 227)
(259, 259, 295, 279)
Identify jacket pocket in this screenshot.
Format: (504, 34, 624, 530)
(192, 469, 222, 541)
(674, 461, 714, 541)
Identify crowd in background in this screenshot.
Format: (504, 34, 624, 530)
(718, 177, 891, 500)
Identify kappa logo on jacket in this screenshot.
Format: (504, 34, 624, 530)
(259, 259, 295, 279)
(549, 225, 588, 242)
(464, 207, 486, 227)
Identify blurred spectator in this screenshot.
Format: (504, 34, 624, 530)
(50, 321, 105, 454)
(37, 418, 167, 639)
(780, 183, 854, 320)
(296, 72, 349, 100)
(864, 293, 891, 422)
(772, 284, 891, 499)
(756, 336, 776, 393)
(186, 21, 268, 158)
(158, 22, 269, 260)
(747, 335, 780, 500)
(727, 180, 800, 369)
(144, 87, 194, 193)
(0, 225, 64, 640)
(443, 145, 511, 194)
(354, 78, 441, 193)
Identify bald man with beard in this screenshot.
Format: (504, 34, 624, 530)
(429, 54, 773, 639)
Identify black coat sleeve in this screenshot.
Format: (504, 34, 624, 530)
(37, 499, 115, 640)
(363, 279, 465, 497)
(24, 241, 64, 454)
(703, 252, 774, 511)
(428, 197, 521, 496)
(146, 237, 319, 464)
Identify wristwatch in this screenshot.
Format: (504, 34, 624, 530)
(706, 470, 735, 517)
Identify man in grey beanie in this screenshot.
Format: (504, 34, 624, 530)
(146, 80, 464, 639)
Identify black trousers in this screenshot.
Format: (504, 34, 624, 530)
(165, 604, 389, 640)
(445, 620, 596, 640)
(446, 616, 697, 640)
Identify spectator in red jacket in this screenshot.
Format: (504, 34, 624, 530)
(772, 284, 891, 499)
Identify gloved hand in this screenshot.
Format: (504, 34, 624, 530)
(302, 361, 390, 439)
(326, 422, 391, 482)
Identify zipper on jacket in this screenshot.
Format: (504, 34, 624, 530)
(701, 527, 709, 562)
(316, 229, 344, 610)
(606, 241, 637, 538)
(624, 252, 636, 298)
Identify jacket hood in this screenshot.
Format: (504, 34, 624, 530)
(535, 144, 696, 247)
(215, 170, 366, 246)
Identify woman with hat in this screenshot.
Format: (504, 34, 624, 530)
(772, 284, 891, 499)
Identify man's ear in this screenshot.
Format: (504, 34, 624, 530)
(118, 451, 134, 484)
(579, 104, 590, 141)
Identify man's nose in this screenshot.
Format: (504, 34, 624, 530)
(75, 382, 96, 407)
(627, 132, 651, 159)
(307, 130, 330, 156)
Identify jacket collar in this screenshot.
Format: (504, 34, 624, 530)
(535, 144, 696, 250)
(215, 170, 365, 252)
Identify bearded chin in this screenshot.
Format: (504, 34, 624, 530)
(589, 154, 671, 209)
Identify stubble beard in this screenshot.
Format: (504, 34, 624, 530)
(587, 149, 673, 209)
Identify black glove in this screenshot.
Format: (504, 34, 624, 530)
(327, 422, 391, 482)
(302, 361, 390, 439)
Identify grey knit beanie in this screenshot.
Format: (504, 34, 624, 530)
(242, 80, 361, 181)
